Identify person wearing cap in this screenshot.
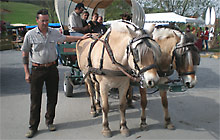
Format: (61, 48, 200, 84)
(68, 3, 88, 36)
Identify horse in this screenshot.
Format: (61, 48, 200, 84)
(76, 21, 161, 137)
(139, 25, 200, 130)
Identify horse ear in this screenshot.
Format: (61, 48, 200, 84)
(173, 31, 180, 42)
(145, 24, 155, 34)
(126, 25, 137, 38)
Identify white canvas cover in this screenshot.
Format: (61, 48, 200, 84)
(145, 12, 204, 24)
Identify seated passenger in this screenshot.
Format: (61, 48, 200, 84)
(88, 13, 101, 33)
(81, 11, 90, 33)
(68, 3, 87, 36)
(97, 16, 107, 34)
(120, 12, 132, 21)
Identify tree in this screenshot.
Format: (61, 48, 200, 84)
(105, 0, 131, 21)
(39, 0, 58, 23)
(137, 0, 219, 18)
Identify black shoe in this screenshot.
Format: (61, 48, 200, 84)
(25, 129, 37, 138)
(47, 124, 56, 131)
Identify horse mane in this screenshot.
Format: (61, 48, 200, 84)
(153, 25, 185, 46)
(110, 21, 139, 34)
(156, 25, 183, 33)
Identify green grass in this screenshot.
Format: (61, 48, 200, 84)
(0, 2, 42, 25)
(208, 47, 220, 52)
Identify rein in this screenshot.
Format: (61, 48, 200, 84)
(85, 28, 157, 84)
(85, 31, 141, 82)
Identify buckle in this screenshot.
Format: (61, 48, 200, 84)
(32, 61, 56, 67)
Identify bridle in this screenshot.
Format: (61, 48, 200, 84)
(127, 34, 158, 74)
(127, 33, 158, 87)
(172, 42, 200, 76)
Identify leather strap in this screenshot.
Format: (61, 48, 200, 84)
(32, 61, 56, 67)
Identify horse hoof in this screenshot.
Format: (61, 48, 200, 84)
(97, 109, 102, 114)
(120, 128, 130, 137)
(165, 123, 175, 130)
(140, 123, 148, 131)
(127, 104, 135, 109)
(91, 112, 97, 117)
(102, 129, 112, 138)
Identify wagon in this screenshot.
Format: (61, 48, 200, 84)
(55, 0, 145, 97)
(57, 43, 83, 97)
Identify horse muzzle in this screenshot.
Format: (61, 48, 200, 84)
(142, 72, 160, 88)
(183, 75, 197, 88)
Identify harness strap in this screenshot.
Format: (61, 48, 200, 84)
(94, 31, 141, 82)
(131, 34, 155, 43)
(139, 64, 157, 74)
(178, 71, 195, 76)
(88, 67, 130, 76)
(84, 29, 157, 83)
(157, 69, 174, 77)
(88, 39, 98, 67)
(99, 44, 105, 70)
(129, 42, 141, 71)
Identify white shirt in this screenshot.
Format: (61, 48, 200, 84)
(68, 11, 83, 32)
(21, 27, 66, 64)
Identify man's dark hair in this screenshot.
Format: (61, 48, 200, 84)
(83, 11, 89, 15)
(36, 9, 48, 19)
(75, 3, 86, 10)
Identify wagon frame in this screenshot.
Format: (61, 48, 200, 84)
(55, 0, 145, 97)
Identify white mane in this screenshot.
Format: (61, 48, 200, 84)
(110, 21, 138, 34)
(153, 28, 181, 39)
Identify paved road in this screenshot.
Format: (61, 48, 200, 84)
(0, 50, 219, 140)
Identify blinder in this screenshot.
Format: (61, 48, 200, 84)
(128, 34, 155, 63)
(174, 42, 200, 67)
(127, 33, 158, 84)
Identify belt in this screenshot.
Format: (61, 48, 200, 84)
(32, 61, 56, 67)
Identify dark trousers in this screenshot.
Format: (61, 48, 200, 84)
(204, 40, 209, 50)
(29, 65, 59, 130)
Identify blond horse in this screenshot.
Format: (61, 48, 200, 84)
(139, 25, 200, 130)
(76, 21, 161, 137)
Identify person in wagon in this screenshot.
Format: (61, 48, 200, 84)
(97, 15, 107, 34)
(88, 13, 101, 33)
(68, 3, 88, 36)
(21, 9, 89, 138)
(120, 12, 132, 21)
(81, 10, 91, 34)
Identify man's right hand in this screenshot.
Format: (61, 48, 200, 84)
(25, 72, 31, 83)
(81, 33, 91, 40)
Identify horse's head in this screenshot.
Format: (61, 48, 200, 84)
(124, 22, 161, 88)
(152, 26, 200, 88)
(174, 32, 200, 88)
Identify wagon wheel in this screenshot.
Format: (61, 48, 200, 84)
(64, 71, 73, 97)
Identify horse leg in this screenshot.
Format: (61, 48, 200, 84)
(126, 86, 134, 108)
(140, 87, 148, 130)
(94, 82, 102, 114)
(119, 86, 130, 137)
(85, 78, 97, 117)
(100, 84, 111, 137)
(159, 90, 175, 130)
